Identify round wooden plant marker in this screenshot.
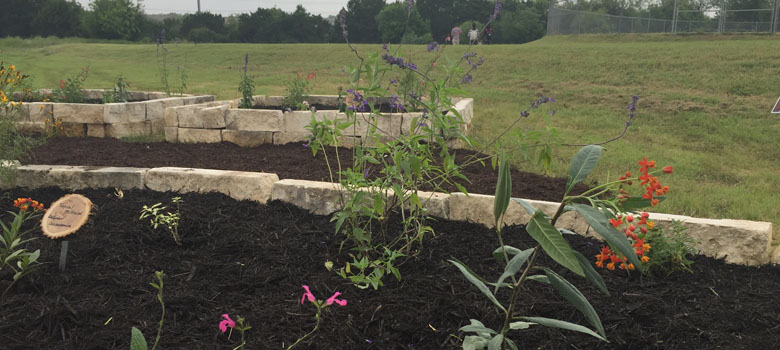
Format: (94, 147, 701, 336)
(41, 194, 93, 239)
(40, 194, 93, 272)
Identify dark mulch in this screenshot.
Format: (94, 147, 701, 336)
(1, 187, 779, 350)
(24, 137, 591, 201)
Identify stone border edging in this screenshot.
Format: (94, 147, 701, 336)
(1, 164, 773, 266)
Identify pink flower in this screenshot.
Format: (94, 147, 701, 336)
(219, 314, 236, 333)
(300, 285, 315, 304)
(326, 292, 347, 306)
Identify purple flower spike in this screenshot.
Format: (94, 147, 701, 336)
(491, 1, 503, 20)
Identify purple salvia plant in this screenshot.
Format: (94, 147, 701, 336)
(426, 41, 439, 52)
(491, 1, 503, 20)
(338, 8, 349, 41)
(381, 52, 417, 70)
(243, 53, 249, 76)
(520, 96, 555, 117)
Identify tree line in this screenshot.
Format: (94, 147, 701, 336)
(2, 0, 768, 44)
(0, 0, 549, 44)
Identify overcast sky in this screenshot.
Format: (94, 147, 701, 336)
(74, 0, 350, 17)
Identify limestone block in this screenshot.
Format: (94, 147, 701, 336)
(127, 91, 149, 101)
(103, 102, 146, 124)
(83, 89, 104, 100)
(455, 98, 475, 125)
(271, 179, 346, 215)
(417, 191, 450, 220)
(340, 112, 373, 137)
(448, 193, 589, 234)
(105, 122, 151, 138)
(283, 110, 339, 134)
(163, 107, 177, 127)
(53, 103, 104, 124)
(251, 95, 266, 107)
(306, 95, 339, 106)
(193, 95, 216, 104)
(146, 97, 185, 122)
(7, 165, 147, 190)
(272, 132, 310, 145)
(149, 118, 166, 134)
(179, 96, 201, 105)
(178, 128, 222, 143)
(265, 96, 284, 107)
(226, 109, 282, 131)
(178, 107, 204, 128)
(648, 213, 772, 266)
(145, 167, 279, 203)
(60, 123, 86, 137)
(164, 127, 178, 143)
(27, 103, 54, 123)
(772, 246, 780, 265)
(197, 105, 227, 129)
(222, 130, 273, 147)
(14, 122, 48, 135)
(87, 124, 106, 138)
(375, 113, 403, 138)
(147, 92, 168, 100)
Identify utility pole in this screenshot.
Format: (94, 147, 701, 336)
(671, 0, 680, 33)
(197, 0, 201, 13)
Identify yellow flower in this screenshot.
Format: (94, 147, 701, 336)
(9, 65, 15, 70)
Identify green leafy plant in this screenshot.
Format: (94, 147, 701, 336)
(238, 53, 255, 109)
(282, 71, 315, 110)
(103, 75, 131, 103)
(0, 197, 44, 295)
(642, 220, 697, 276)
(0, 61, 40, 183)
(139, 197, 183, 245)
(306, 8, 479, 289)
(451, 147, 673, 349)
(130, 270, 166, 350)
(52, 67, 88, 103)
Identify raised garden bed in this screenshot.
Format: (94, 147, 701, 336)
(15, 137, 775, 266)
(1, 187, 779, 349)
(161, 95, 473, 147)
(12, 89, 215, 139)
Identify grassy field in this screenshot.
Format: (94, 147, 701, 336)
(2, 34, 779, 241)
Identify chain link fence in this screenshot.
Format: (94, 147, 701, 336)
(547, 7, 779, 35)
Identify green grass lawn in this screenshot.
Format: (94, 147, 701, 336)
(2, 34, 779, 242)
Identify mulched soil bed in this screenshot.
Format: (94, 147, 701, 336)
(1, 187, 779, 349)
(24, 137, 591, 200)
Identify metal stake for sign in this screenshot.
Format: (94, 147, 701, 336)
(59, 240, 69, 272)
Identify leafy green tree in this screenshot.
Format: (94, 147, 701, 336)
(236, 7, 288, 42)
(376, 2, 430, 43)
(0, 0, 45, 37)
(285, 5, 331, 43)
(345, 0, 386, 43)
(85, 0, 144, 40)
(180, 11, 227, 39)
(727, 0, 773, 21)
(492, 6, 545, 43)
(32, 0, 84, 37)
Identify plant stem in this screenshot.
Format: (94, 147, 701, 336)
(287, 308, 322, 350)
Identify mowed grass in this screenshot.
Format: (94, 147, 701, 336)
(2, 34, 779, 241)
